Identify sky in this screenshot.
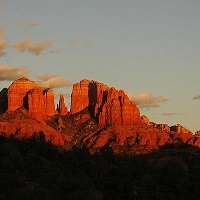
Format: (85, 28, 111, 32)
(0, 0, 199, 132)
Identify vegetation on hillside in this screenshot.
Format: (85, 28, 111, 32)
(1, 136, 200, 199)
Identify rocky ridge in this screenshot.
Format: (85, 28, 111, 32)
(0, 77, 199, 154)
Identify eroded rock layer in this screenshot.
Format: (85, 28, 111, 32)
(7, 77, 38, 111)
(71, 79, 142, 127)
(0, 77, 199, 154)
(7, 77, 56, 117)
(58, 94, 68, 115)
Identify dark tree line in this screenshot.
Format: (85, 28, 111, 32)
(0, 135, 200, 200)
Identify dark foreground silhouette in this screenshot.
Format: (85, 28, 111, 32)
(0, 136, 200, 200)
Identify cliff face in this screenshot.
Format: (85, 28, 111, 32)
(71, 80, 142, 127)
(98, 87, 141, 127)
(7, 77, 38, 111)
(141, 115, 193, 135)
(27, 87, 55, 118)
(57, 94, 68, 115)
(7, 77, 56, 117)
(0, 77, 199, 154)
(71, 79, 110, 114)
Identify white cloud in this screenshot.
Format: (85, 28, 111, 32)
(0, 66, 29, 81)
(13, 39, 53, 55)
(128, 92, 168, 108)
(36, 74, 72, 88)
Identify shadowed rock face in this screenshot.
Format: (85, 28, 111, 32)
(71, 79, 142, 127)
(0, 88, 8, 114)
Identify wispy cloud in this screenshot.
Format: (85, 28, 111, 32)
(162, 112, 175, 116)
(19, 22, 41, 27)
(128, 92, 168, 108)
(0, 66, 29, 81)
(36, 74, 72, 88)
(13, 39, 53, 55)
(162, 112, 187, 116)
(0, 28, 9, 56)
(193, 95, 200, 100)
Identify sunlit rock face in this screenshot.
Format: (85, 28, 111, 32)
(98, 87, 142, 128)
(71, 79, 142, 127)
(1, 77, 198, 153)
(7, 77, 38, 111)
(0, 109, 64, 146)
(27, 87, 55, 118)
(170, 124, 193, 135)
(7, 77, 56, 118)
(71, 79, 110, 114)
(57, 94, 68, 115)
(141, 115, 170, 132)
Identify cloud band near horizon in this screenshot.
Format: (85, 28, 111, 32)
(0, 66, 29, 81)
(36, 74, 72, 88)
(128, 92, 168, 108)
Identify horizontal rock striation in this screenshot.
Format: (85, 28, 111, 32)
(71, 79, 142, 127)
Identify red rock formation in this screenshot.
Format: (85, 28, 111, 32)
(71, 79, 110, 114)
(7, 77, 56, 118)
(43, 88, 55, 115)
(27, 87, 55, 119)
(7, 77, 38, 111)
(2, 77, 199, 154)
(170, 124, 193, 135)
(195, 131, 200, 136)
(58, 94, 68, 115)
(28, 87, 44, 114)
(141, 115, 171, 133)
(84, 125, 171, 154)
(71, 80, 142, 127)
(98, 88, 141, 127)
(0, 109, 64, 145)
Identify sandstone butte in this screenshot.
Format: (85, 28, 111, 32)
(7, 77, 55, 118)
(0, 77, 199, 154)
(71, 79, 142, 128)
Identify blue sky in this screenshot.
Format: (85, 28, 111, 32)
(0, 0, 199, 132)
